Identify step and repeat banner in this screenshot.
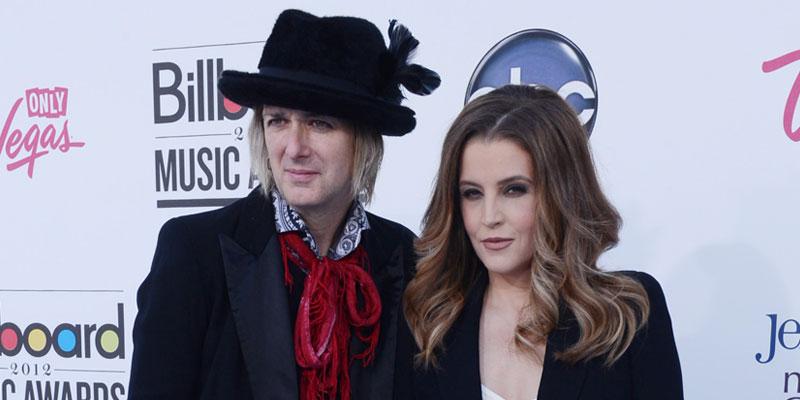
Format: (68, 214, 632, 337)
(1, 1, 799, 398)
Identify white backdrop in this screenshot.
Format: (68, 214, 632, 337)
(1, 1, 799, 398)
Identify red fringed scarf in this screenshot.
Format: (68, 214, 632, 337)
(278, 231, 382, 400)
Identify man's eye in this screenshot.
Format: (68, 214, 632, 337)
(460, 188, 482, 200)
(310, 119, 334, 130)
(266, 117, 287, 127)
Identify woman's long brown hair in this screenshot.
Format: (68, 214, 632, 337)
(403, 85, 650, 368)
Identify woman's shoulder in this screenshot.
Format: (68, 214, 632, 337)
(613, 270, 668, 307)
(609, 272, 683, 396)
(612, 270, 678, 354)
(614, 269, 659, 285)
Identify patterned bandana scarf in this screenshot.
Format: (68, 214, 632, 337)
(271, 188, 369, 260)
(278, 231, 382, 400)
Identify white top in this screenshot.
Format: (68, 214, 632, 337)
(481, 384, 537, 400)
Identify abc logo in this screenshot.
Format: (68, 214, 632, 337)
(466, 29, 598, 135)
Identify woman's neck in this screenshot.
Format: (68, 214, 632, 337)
(484, 269, 531, 312)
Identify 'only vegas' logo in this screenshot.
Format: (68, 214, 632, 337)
(0, 87, 85, 178)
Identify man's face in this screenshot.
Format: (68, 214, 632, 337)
(263, 106, 355, 214)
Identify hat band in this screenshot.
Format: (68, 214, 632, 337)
(258, 66, 375, 98)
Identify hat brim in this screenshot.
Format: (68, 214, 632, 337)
(218, 70, 416, 136)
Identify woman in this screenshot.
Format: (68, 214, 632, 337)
(399, 85, 682, 399)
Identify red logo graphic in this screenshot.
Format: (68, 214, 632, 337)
(223, 96, 242, 114)
(0, 87, 85, 178)
(763, 50, 800, 142)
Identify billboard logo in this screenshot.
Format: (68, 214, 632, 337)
(0, 87, 85, 178)
(155, 146, 243, 192)
(151, 44, 260, 209)
(153, 58, 248, 124)
(466, 29, 598, 135)
(0, 303, 124, 359)
(763, 49, 800, 142)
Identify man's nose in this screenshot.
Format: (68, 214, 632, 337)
(284, 123, 312, 159)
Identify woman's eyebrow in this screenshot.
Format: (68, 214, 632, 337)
(497, 175, 533, 186)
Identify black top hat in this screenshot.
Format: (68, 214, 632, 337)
(217, 9, 440, 136)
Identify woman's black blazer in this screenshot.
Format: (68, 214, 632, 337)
(394, 270, 683, 400)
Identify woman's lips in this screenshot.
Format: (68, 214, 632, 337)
(481, 238, 513, 251)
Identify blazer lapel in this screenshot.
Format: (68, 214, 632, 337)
(219, 190, 299, 400)
(537, 308, 588, 400)
(434, 270, 589, 400)
(348, 217, 407, 400)
(435, 273, 486, 400)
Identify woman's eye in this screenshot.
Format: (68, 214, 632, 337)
(505, 184, 529, 196)
(460, 188, 482, 200)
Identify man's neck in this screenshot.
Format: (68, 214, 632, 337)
(295, 202, 352, 257)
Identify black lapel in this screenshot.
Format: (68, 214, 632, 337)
(435, 272, 486, 400)
(537, 307, 589, 400)
(434, 270, 589, 400)
(348, 214, 407, 400)
(219, 190, 299, 400)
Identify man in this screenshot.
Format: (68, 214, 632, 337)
(128, 9, 439, 400)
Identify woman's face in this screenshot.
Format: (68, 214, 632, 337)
(459, 137, 537, 281)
